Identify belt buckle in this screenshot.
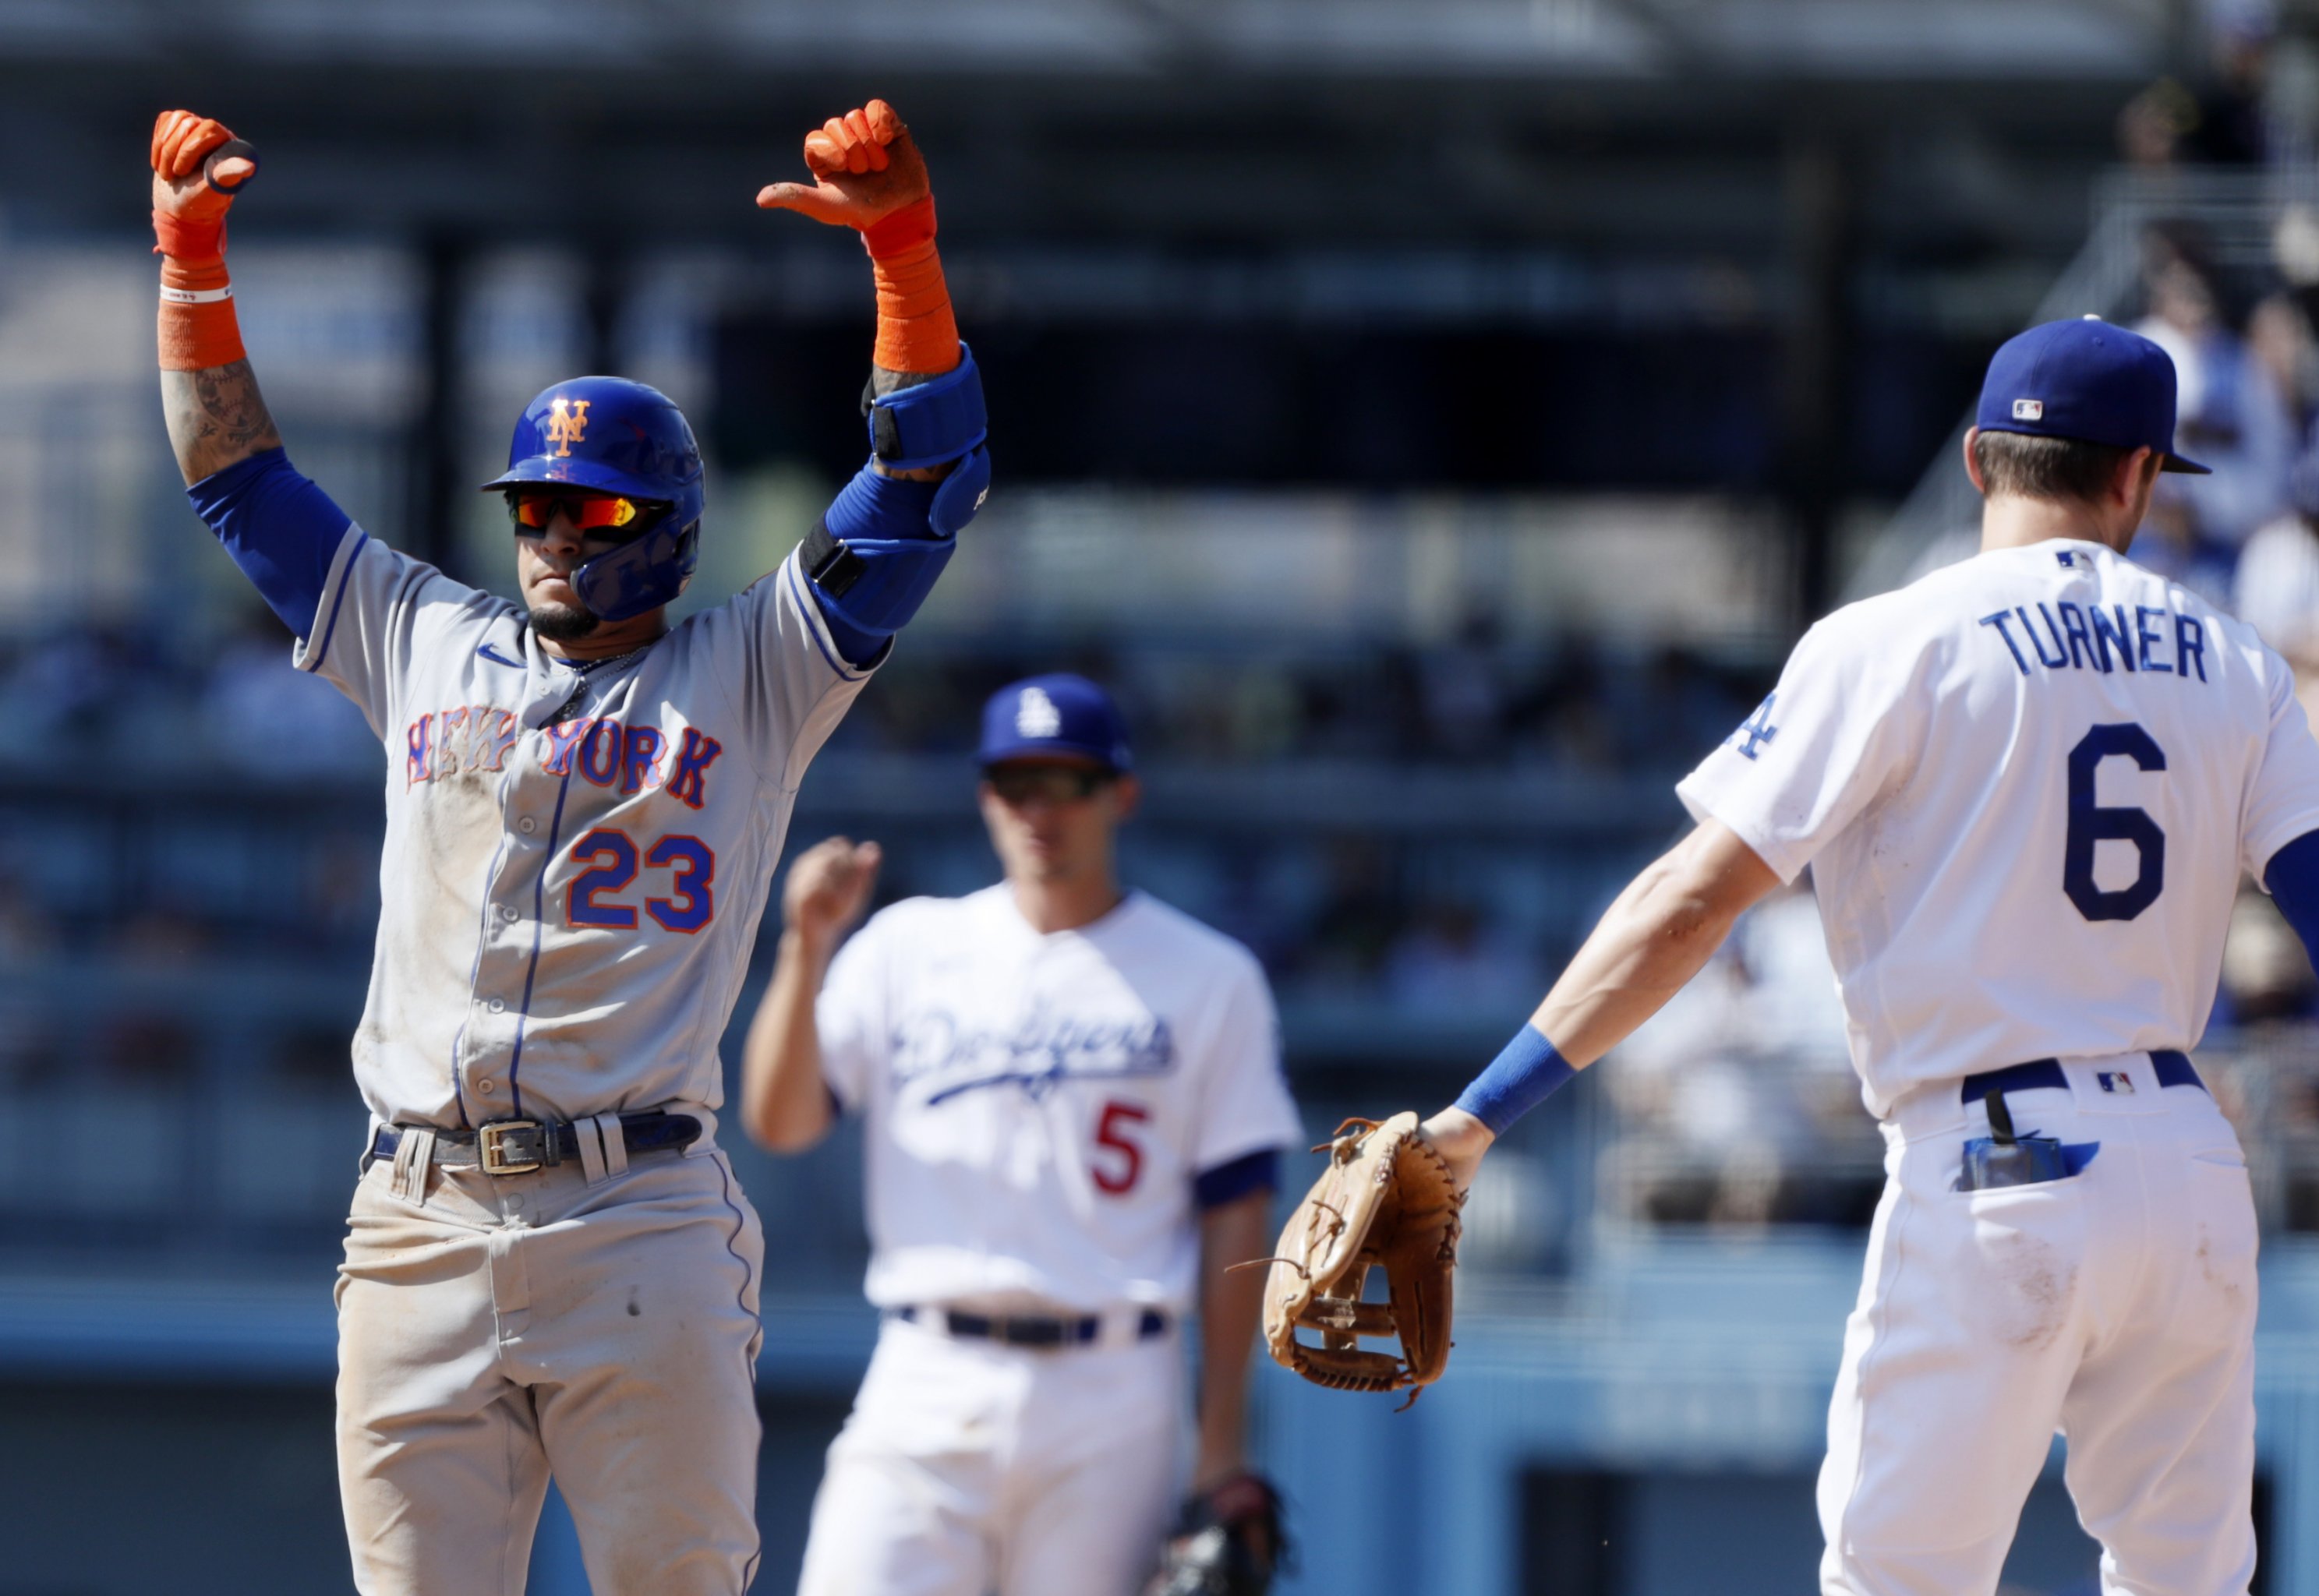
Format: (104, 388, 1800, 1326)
(477, 1119, 548, 1176)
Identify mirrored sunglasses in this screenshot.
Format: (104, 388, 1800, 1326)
(506, 490, 664, 538)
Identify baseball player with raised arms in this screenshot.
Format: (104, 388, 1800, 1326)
(149, 101, 988, 1594)
(740, 673, 1303, 1596)
(1412, 318, 2319, 1593)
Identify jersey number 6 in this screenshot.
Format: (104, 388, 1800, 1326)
(567, 828, 717, 933)
(2064, 722, 2165, 923)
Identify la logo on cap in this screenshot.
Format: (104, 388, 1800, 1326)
(1016, 687, 1062, 738)
(2013, 399, 2045, 421)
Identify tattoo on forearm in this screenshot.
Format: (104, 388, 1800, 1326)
(161, 359, 281, 483)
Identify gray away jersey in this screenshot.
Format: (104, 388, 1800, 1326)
(298, 525, 871, 1129)
(1679, 539, 2319, 1118)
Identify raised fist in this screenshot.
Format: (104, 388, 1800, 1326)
(150, 109, 256, 223)
(781, 836, 882, 945)
(755, 100, 929, 232)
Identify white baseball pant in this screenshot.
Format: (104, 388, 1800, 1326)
(334, 1128, 766, 1596)
(1820, 1051, 2258, 1595)
(795, 1312, 1180, 1596)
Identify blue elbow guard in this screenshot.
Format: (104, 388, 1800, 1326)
(929, 445, 992, 538)
(864, 344, 988, 471)
(801, 450, 992, 640)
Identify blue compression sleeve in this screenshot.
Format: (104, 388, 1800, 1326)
(1453, 1023, 1579, 1136)
(186, 448, 354, 639)
(806, 467, 946, 668)
(1193, 1147, 1279, 1209)
(2266, 829, 2319, 966)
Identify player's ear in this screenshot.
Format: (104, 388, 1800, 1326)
(1961, 426, 1987, 495)
(1108, 773, 1142, 824)
(2116, 445, 2159, 510)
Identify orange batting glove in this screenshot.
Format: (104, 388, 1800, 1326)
(150, 110, 256, 249)
(150, 109, 259, 373)
(756, 100, 957, 374)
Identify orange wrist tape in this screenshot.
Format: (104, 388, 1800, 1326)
(151, 210, 224, 268)
(153, 208, 244, 372)
(157, 256, 246, 372)
(864, 199, 958, 374)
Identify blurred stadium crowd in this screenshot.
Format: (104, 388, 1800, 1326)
(12, 0, 2319, 1279)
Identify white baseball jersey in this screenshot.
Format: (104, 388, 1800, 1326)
(816, 885, 1303, 1315)
(298, 523, 870, 1128)
(1679, 537, 2319, 1118)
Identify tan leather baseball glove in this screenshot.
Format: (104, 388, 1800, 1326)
(1260, 1111, 1462, 1404)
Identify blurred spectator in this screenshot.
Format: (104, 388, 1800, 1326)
(2118, 2, 2273, 168)
(0, 870, 57, 968)
(1600, 882, 1869, 1227)
(203, 606, 384, 777)
(1382, 896, 1536, 1015)
(848, 627, 1769, 777)
(0, 870, 61, 1086)
(1416, 613, 1512, 761)
(2232, 441, 2319, 727)
(2119, 78, 2205, 168)
(1603, 945, 1786, 1225)
(95, 1010, 201, 1084)
(272, 1023, 354, 1085)
(111, 905, 211, 969)
(2218, 884, 2318, 1026)
(0, 621, 140, 755)
(2247, 205, 2319, 433)
(93, 908, 214, 1083)
(2133, 223, 2294, 597)
(1299, 839, 1402, 990)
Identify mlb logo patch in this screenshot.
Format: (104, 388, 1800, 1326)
(2013, 398, 2045, 421)
(2097, 1071, 2135, 1094)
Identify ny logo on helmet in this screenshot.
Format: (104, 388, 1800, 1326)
(546, 397, 592, 457)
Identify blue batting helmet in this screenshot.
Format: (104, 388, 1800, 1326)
(480, 376, 705, 622)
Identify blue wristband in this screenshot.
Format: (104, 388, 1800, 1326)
(1453, 1024, 1578, 1136)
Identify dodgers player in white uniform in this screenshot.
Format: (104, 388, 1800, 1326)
(150, 102, 988, 1593)
(741, 673, 1304, 1596)
(1417, 316, 2319, 1594)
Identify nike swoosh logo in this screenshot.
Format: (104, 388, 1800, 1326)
(477, 643, 524, 668)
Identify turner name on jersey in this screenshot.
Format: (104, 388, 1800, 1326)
(1978, 572, 2211, 683)
(1678, 538, 2319, 1117)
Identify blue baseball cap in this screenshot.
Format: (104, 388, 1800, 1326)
(1975, 316, 2209, 474)
(977, 673, 1133, 772)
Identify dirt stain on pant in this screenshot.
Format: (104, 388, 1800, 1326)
(1982, 1230, 2077, 1351)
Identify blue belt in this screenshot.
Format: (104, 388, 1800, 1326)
(896, 1305, 1169, 1348)
(1959, 1050, 2202, 1105)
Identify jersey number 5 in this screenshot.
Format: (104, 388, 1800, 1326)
(2064, 722, 2166, 923)
(1092, 1100, 1150, 1195)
